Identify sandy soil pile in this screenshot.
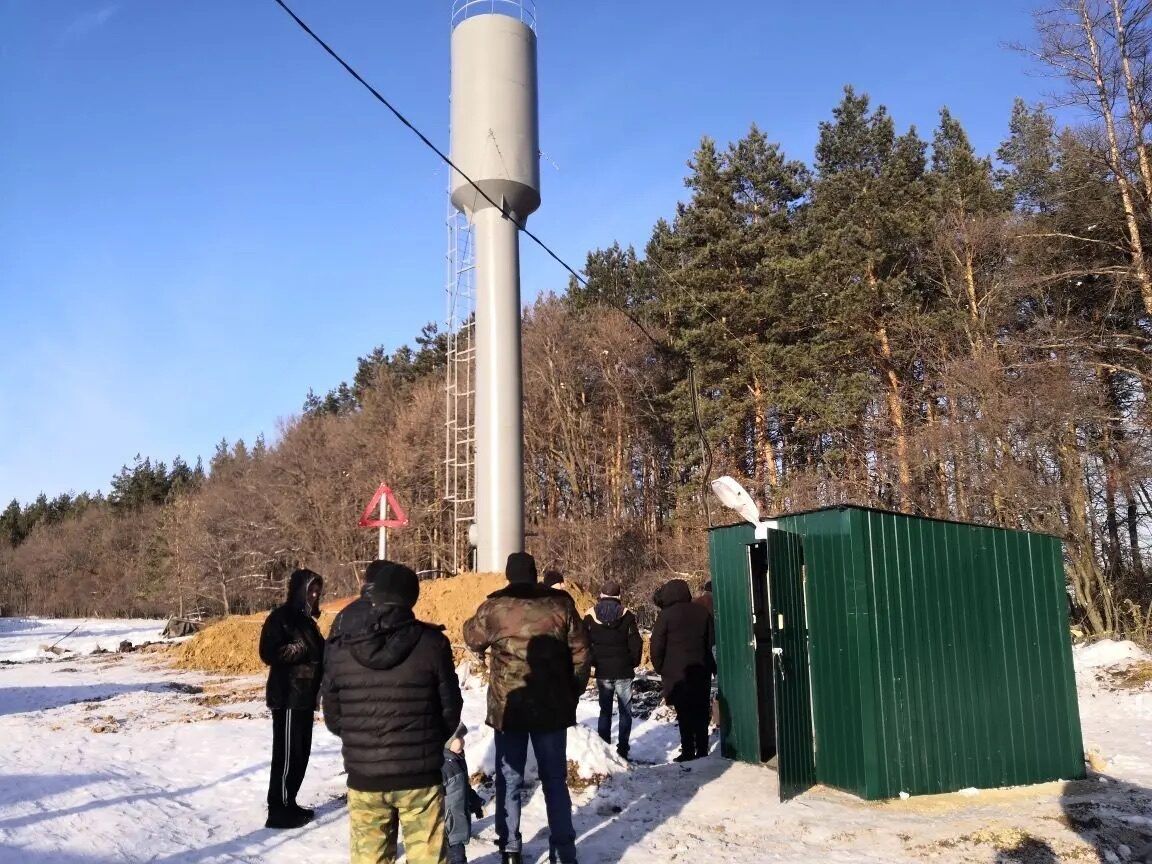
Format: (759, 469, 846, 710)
(417, 572, 596, 647)
(173, 611, 339, 675)
(174, 573, 597, 674)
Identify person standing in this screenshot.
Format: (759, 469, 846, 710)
(259, 567, 326, 829)
(463, 552, 590, 864)
(650, 578, 715, 763)
(322, 561, 463, 864)
(583, 581, 642, 760)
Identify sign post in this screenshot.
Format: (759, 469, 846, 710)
(358, 483, 409, 562)
(378, 496, 388, 561)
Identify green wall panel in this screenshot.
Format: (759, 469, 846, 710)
(708, 522, 759, 763)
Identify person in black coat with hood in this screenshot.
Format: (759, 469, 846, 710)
(650, 578, 715, 762)
(259, 567, 325, 828)
(322, 560, 463, 864)
(329, 564, 377, 642)
(583, 581, 643, 759)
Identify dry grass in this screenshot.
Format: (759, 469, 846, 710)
(464, 755, 609, 797)
(919, 827, 1095, 862)
(566, 760, 607, 792)
(1108, 660, 1152, 690)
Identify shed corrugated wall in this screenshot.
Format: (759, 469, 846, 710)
(780, 507, 1084, 799)
(776, 508, 871, 796)
(851, 508, 1084, 798)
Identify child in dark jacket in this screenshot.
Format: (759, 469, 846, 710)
(443, 724, 485, 864)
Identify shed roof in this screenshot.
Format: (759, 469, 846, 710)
(708, 503, 1061, 541)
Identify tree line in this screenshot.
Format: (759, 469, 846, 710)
(2, 1, 1150, 638)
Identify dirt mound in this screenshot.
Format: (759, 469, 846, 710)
(174, 573, 597, 674)
(324, 573, 597, 646)
(173, 612, 339, 675)
(416, 573, 596, 647)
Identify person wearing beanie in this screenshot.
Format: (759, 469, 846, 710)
(583, 581, 643, 760)
(327, 559, 388, 643)
(322, 560, 463, 864)
(442, 723, 485, 864)
(463, 552, 590, 864)
(258, 568, 326, 829)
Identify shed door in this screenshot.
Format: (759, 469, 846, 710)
(708, 524, 760, 763)
(766, 528, 817, 801)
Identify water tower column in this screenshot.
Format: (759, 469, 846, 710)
(472, 206, 525, 572)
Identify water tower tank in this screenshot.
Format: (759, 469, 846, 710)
(449, 2, 540, 220)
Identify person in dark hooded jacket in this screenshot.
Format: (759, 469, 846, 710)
(322, 560, 463, 864)
(650, 578, 715, 762)
(258, 567, 325, 828)
(328, 563, 378, 642)
(583, 581, 642, 759)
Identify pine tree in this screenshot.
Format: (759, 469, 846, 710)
(0, 499, 23, 547)
(804, 86, 933, 505)
(997, 99, 1057, 214)
(647, 125, 810, 503)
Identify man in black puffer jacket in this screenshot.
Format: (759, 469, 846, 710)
(583, 581, 642, 759)
(322, 560, 463, 864)
(651, 578, 715, 763)
(329, 565, 376, 641)
(259, 567, 325, 829)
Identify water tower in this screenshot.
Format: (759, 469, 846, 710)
(448, 0, 540, 573)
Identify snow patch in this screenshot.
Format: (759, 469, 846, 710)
(1074, 639, 1150, 670)
(0, 618, 170, 663)
(463, 709, 629, 782)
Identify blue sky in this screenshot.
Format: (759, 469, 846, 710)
(0, 0, 1049, 505)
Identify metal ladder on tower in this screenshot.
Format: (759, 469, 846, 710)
(444, 205, 476, 575)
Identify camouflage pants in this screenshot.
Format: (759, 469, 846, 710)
(348, 785, 447, 864)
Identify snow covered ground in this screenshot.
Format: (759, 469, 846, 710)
(1, 618, 1150, 863)
(0, 617, 174, 663)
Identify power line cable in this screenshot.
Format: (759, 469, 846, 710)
(269, 0, 731, 524)
(268, 0, 752, 359)
(269, 0, 585, 291)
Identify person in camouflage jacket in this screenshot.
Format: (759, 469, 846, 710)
(463, 552, 589, 864)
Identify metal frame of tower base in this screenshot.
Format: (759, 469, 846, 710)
(444, 205, 476, 575)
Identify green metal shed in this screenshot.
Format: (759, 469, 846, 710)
(708, 505, 1085, 801)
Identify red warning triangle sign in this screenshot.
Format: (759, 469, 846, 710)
(357, 483, 409, 529)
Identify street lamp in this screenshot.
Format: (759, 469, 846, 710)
(709, 476, 775, 539)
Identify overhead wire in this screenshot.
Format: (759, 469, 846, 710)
(269, 0, 753, 360)
(268, 0, 735, 525)
(269, 0, 586, 292)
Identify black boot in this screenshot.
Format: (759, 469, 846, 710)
(290, 804, 315, 821)
(265, 806, 311, 829)
(501, 853, 523, 864)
